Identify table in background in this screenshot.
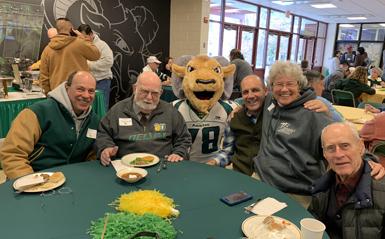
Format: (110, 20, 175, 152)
(334, 105, 374, 130)
(361, 88, 385, 103)
(0, 90, 106, 138)
(0, 160, 329, 239)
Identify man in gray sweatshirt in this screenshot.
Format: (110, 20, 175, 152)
(96, 72, 191, 166)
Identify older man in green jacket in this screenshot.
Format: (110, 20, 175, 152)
(0, 71, 100, 179)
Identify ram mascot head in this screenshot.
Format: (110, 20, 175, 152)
(171, 55, 235, 114)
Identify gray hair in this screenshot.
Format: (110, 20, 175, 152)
(321, 122, 360, 147)
(268, 61, 308, 90)
(305, 70, 322, 87)
(370, 66, 383, 76)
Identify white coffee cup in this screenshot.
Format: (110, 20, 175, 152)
(300, 218, 326, 239)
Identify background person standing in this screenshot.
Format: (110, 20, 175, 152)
(78, 24, 113, 109)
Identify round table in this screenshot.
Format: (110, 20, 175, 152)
(0, 160, 328, 239)
(361, 88, 385, 103)
(334, 105, 374, 130)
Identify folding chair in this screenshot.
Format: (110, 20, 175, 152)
(370, 140, 385, 167)
(331, 89, 356, 107)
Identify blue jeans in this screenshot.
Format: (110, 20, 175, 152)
(96, 79, 111, 110)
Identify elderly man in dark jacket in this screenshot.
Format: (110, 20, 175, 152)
(309, 122, 385, 239)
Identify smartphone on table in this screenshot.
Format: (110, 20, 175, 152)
(220, 191, 253, 206)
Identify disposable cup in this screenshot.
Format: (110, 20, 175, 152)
(300, 218, 326, 239)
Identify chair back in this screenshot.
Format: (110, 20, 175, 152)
(370, 140, 385, 167)
(331, 89, 356, 107)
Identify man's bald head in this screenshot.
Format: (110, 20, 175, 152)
(133, 72, 162, 114)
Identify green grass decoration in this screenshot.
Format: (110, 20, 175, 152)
(88, 212, 177, 239)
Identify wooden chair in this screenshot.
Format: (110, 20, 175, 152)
(331, 89, 356, 107)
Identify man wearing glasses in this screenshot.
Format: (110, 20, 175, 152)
(96, 72, 191, 166)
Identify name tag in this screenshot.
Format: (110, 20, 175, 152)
(86, 128, 97, 139)
(119, 118, 132, 126)
(267, 103, 275, 112)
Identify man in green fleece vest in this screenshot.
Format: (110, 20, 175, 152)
(207, 75, 266, 175)
(0, 71, 100, 179)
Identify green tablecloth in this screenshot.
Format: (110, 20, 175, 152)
(0, 160, 329, 238)
(0, 90, 106, 138)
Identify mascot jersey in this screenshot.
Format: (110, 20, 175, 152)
(173, 99, 237, 163)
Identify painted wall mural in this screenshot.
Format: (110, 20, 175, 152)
(40, 0, 170, 106)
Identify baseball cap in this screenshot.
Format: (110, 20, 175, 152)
(147, 56, 161, 64)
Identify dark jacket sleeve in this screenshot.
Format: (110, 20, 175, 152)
(171, 108, 192, 159)
(360, 84, 375, 95)
(95, 114, 117, 159)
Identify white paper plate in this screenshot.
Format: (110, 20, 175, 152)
(242, 215, 300, 239)
(13, 172, 66, 193)
(121, 153, 160, 167)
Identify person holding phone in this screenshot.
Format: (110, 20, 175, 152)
(39, 17, 101, 94)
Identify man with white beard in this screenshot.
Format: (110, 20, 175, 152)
(96, 72, 191, 166)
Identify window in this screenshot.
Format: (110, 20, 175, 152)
(337, 24, 360, 41)
(269, 10, 292, 32)
(293, 16, 300, 34)
(361, 24, 385, 41)
(255, 29, 266, 68)
(224, 0, 257, 27)
(208, 0, 327, 72)
(209, 0, 222, 21)
(208, 22, 221, 57)
(290, 34, 298, 61)
(314, 38, 325, 67)
(318, 23, 327, 38)
(259, 7, 268, 28)
(222, 25, 237, 60)
(301, 18, 317, 37)
(240, 29, 254, 64)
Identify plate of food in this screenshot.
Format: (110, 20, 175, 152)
(13, 172, 66, 193)
(121, 153, 160, 167)
(242, 215, 300, 239)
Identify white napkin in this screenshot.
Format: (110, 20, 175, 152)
(249, 197, 287, 215)
(14, 174, 45, 189)
(111, 160, 133, 172)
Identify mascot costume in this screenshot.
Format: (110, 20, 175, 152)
(171, 55, 237, 163)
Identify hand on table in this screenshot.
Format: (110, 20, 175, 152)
(100, 146, 118, 166)
(166, 154, 184, 162)
(369, 160, 385, 180)
(365, 104, 380, 114)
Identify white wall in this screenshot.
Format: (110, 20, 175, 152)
(170, 0, 210, 57)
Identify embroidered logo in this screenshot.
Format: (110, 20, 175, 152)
(277, 122, 295, 135)
(154, 123, 166, 132)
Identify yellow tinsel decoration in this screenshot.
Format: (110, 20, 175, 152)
(116, 190, 179, 218)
